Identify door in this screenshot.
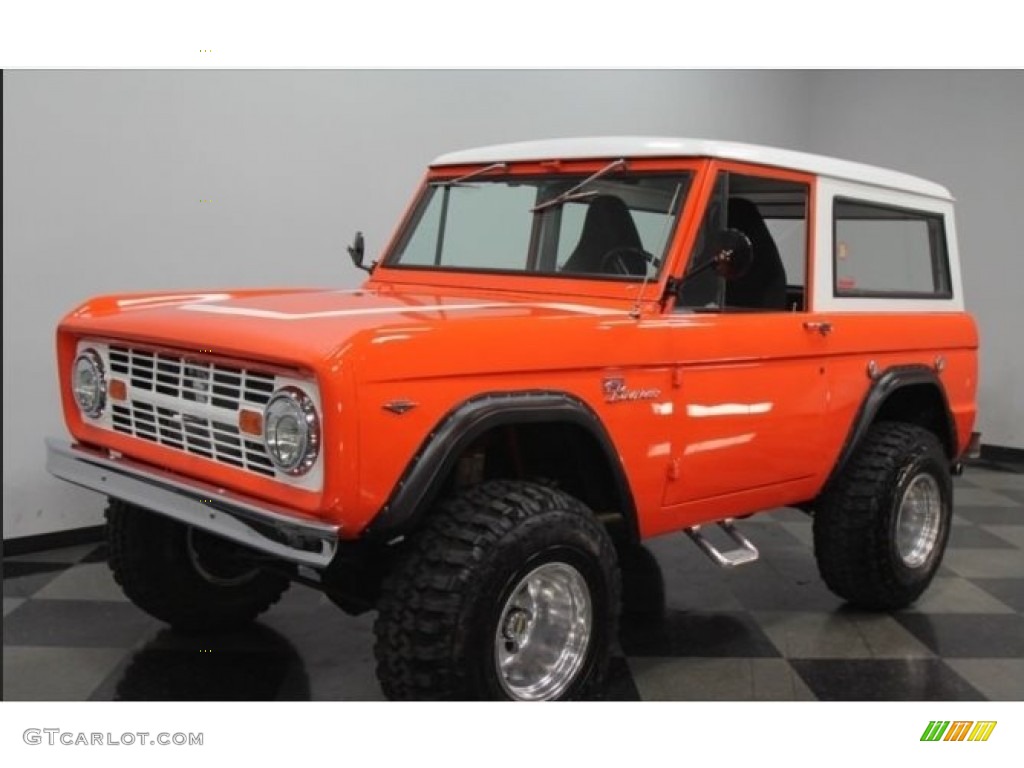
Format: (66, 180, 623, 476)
(663, 167, 832, 517)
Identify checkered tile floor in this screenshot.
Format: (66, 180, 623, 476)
(4, 465, 1023, 701)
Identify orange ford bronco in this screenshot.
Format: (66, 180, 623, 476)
(48, 137, 979, 700)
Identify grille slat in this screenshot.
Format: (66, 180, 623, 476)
(107, 345, 278, 477)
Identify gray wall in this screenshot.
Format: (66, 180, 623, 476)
(4, 70, 1021, 540)
(805, 71, 1024, 451)
(3, 70, 815, 539)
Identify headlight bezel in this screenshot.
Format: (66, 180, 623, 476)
(263, 386, 320, 476)
(72, 348, 106, 418)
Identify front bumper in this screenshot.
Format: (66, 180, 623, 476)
(45, 438, 339, 568)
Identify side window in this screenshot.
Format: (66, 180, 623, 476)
(765, 218, 806, 287)
(833, 199, 951, 297)
(677, 172, 809, 312)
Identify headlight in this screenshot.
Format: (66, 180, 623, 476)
(263, 387, 320, 475)
(72, 348, 106, 418)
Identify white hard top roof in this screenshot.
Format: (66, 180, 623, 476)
(432, 137, 952, 200)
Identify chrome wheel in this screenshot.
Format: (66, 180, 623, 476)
(895, 473, 943, 568)
(495, 561, 592, 701)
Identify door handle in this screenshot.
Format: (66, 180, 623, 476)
(803, 321, 833, 336)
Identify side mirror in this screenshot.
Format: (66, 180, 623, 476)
(348, 231, 372, 274)
(668, 227, 755, 304)
(708, 229, 753, 280)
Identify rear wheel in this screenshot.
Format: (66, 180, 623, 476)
(813, 422, 952, 609)
(374, 480, 620, 701)
(106, 499, 290, 631)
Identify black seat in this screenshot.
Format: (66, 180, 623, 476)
(725, 198, 787, 310)
(562, 195, 645, 275)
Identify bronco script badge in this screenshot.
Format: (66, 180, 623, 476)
(602, 377, 662, 403)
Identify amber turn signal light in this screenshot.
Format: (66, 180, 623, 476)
(108, 379, 127, 401)
(239, 409, 264, 436)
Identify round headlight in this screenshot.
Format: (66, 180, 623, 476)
(263, 387, 320, 475)
(72, 349, 106, 418)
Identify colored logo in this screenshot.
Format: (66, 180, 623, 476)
(921, 721, 997, 742)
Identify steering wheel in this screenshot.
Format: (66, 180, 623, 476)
(599, 246, 655, 276)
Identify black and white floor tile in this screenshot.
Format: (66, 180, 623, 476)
(4, 465, 1022, 701)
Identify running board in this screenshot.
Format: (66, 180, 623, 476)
(685, 520, 759, 567)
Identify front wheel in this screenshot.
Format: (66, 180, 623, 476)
(374, 481, 620, 701)
(813, 422, 953, 609)
(106, 500, 290, 632)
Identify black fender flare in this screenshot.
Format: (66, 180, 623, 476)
(822, 364, 957, 493)
(365, 390, 638, 542)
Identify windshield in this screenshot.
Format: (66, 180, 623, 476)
(385, 172, 693, 280)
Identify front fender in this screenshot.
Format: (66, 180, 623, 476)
(364, 390, 637, 541)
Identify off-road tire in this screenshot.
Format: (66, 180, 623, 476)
(106, 499, 289, 632)
(374, 480, 620, 701)
(813, 422, 952, 609)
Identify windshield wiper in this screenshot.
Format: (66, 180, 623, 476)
(530, 158, 628, 212)
(432, 162, 508, 188)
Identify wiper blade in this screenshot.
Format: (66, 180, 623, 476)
(531, 190, 600, 211)
(530, 157, 628, 212)
(432, 162, 508, 188)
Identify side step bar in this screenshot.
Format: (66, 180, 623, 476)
(685, 519, 759, 567)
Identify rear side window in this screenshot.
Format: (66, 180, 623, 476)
(833, 198, 951, 298)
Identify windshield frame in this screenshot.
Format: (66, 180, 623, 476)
(372, 158, 706, 303)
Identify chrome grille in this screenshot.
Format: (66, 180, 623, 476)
(107, 345, 277, 477)
(108, 346, 275, 410)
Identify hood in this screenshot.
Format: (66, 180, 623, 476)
(59, 286, 632, 370)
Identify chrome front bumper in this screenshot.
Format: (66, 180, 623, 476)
(45, 438, 339, 568)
